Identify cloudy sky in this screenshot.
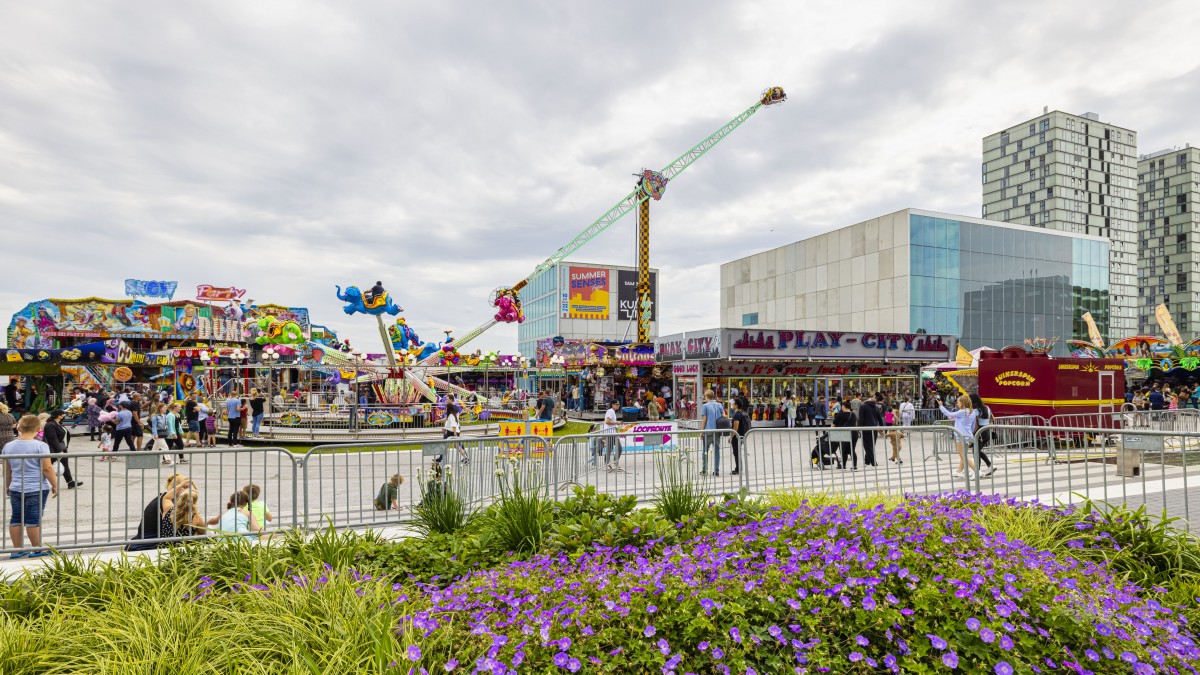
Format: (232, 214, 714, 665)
(2, 1, 1199, 352)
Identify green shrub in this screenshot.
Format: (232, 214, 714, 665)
(654, 450, 708, 523)
(410, 465, 475, 536)
(479, 456, 553, 555)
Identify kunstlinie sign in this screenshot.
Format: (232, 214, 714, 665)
(726, 329, 954, 361)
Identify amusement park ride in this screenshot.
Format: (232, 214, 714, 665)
(339, 86, 787, 405)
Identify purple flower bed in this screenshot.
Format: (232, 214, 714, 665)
(227, 493, 1200, 673)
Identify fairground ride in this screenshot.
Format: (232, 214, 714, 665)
(423, 86, 787, 362)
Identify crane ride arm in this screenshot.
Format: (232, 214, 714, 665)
(430, 86, 785, 362)
(510, 88, 784, 295)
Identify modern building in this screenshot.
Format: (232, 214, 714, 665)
(719, 208, 1110, 356)
(516, 260, 660, 359)
(982, 110, 1138, 336)
(1137, 146, 1199, 334)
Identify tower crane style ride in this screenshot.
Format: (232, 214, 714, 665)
(423, 85, 787, 366)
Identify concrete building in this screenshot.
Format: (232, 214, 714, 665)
(719, 208, 1109, 355)
(516, 260, 659, 359)
(982, 110, 1139, 336)
(1138, 147, 1200, 335)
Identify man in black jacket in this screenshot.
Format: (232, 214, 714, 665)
(43, 410, 82, 489)
(857, 393, 885, 467)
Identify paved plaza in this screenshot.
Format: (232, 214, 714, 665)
(3, 424, 1199, 563)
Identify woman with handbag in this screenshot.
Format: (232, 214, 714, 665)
(43, 410, 82, 489)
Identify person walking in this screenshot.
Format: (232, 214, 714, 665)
(166, 403, 187, 464)
(813, 398, 825, 427)
(224, 396, 242, 447)
(885, 405, 904, 464)
(42, 410, 81, 489)
(4, 414, 58, 558)
(85, 398, 102, 441)
(249, 389, 266, 439)
(0, 403, 15, 450)
(699, 390, 725, 477)
(832, 397, 858, 470)
(857, 393, 885, 467)
(183, 395, 200, 447)
(597, 400, 621, 471)
(968, 393, 997, 478)
(784, 393, 796, 428)
(939, 394, 979, 479)
(730, 399, 750, 476)
(899, 396, 915, 431)
(111, 401, 136, 452)
(442, 401, 469, 465)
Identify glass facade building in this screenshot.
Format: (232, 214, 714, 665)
(909, 214, 1109, 353)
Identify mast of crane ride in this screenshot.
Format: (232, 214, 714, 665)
(435, 86, 787, 361)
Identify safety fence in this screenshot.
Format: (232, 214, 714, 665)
(2, 418, 1199, 555)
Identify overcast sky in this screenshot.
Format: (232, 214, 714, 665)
(2, 1, 1199, 353)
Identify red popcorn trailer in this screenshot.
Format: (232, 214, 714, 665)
(978, 346, 1125, 427)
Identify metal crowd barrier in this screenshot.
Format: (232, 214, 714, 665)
(5, 418, 1200, 555)
(969, 424, 1198, 531)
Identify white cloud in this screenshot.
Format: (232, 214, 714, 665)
(1, 0, 1199, 351)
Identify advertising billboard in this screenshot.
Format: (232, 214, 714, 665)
(564, 266, 610, 320)
(616, 269, 657, 322)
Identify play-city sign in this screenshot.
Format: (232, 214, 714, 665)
(657, 328, 955, 362)
(700, 362, 915, 377)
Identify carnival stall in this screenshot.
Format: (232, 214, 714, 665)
(656, 328, 957, 424)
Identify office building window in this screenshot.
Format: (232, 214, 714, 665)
(1040, 119, 1050, 132)
(1028, 124, 1035, 135)
(742, 313, 759, 327)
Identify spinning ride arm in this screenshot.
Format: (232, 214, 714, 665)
(439, 86, 786, 358)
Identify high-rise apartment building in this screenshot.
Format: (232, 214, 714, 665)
(983, 110, 1139, 338)
(1138, 146, 1200, 334)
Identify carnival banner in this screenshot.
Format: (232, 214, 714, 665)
(124, 279, 178, 299)
(564, 267, 609, 320)
(196, 285, 247, 302)
(1155, 304, 1184, 347)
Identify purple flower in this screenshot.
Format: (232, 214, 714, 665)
(730, 627, 742, 643)
(966, 618, 981, 631)
(849, 652, 863, 662)
(855, 635, 869, 646)
(657, 638, 670, 655)
(553, 652, 569, 668)
(698, 642, 709, 652)
(998, 635, 1014, 651)
(444, 659, 458, 672)
(567, 658, 581, 673)
(994, 662, 1014, 675)
(713, 647, 725, 660)
(647, 605, 658, 613)
(927, 634, 948, 651)
(942, 652, 959, 669)
(407, 645, 422, 662)
(979, 628, 995, 643)
(645, 625, 657, 637)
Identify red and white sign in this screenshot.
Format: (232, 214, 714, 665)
(196, 285, 247, 302)
(672, 362, 700, 376)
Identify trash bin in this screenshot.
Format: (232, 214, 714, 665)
(621, 407, 640, 422)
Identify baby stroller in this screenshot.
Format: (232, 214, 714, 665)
(810, 431, 841, 470)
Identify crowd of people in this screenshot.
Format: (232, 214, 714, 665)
(125, 477, 271, 552)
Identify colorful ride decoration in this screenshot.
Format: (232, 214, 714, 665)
(491, 288, 525, 324)
(389, 318, 422, 350)
(278, 411, 302, 426)
(637, 169, 669, 201)
(760, 86, 787, 106)
(335, 285, 402, 317)
(1024, 336, 1059, 355)
(252, 316, 305, 345)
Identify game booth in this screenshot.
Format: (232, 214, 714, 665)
(537, 339, 668, 414)
(655, 328, 958, 425)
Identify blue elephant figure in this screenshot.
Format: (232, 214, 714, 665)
(336, 285, 402, 316)
(416, 342, 441, 361)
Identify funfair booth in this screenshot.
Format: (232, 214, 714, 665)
(656, 328, 957, 424)
(977, 345, 1125, 425)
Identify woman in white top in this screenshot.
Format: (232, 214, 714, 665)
(442, 402, 468, 465)
(939, 393, 978, 478)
